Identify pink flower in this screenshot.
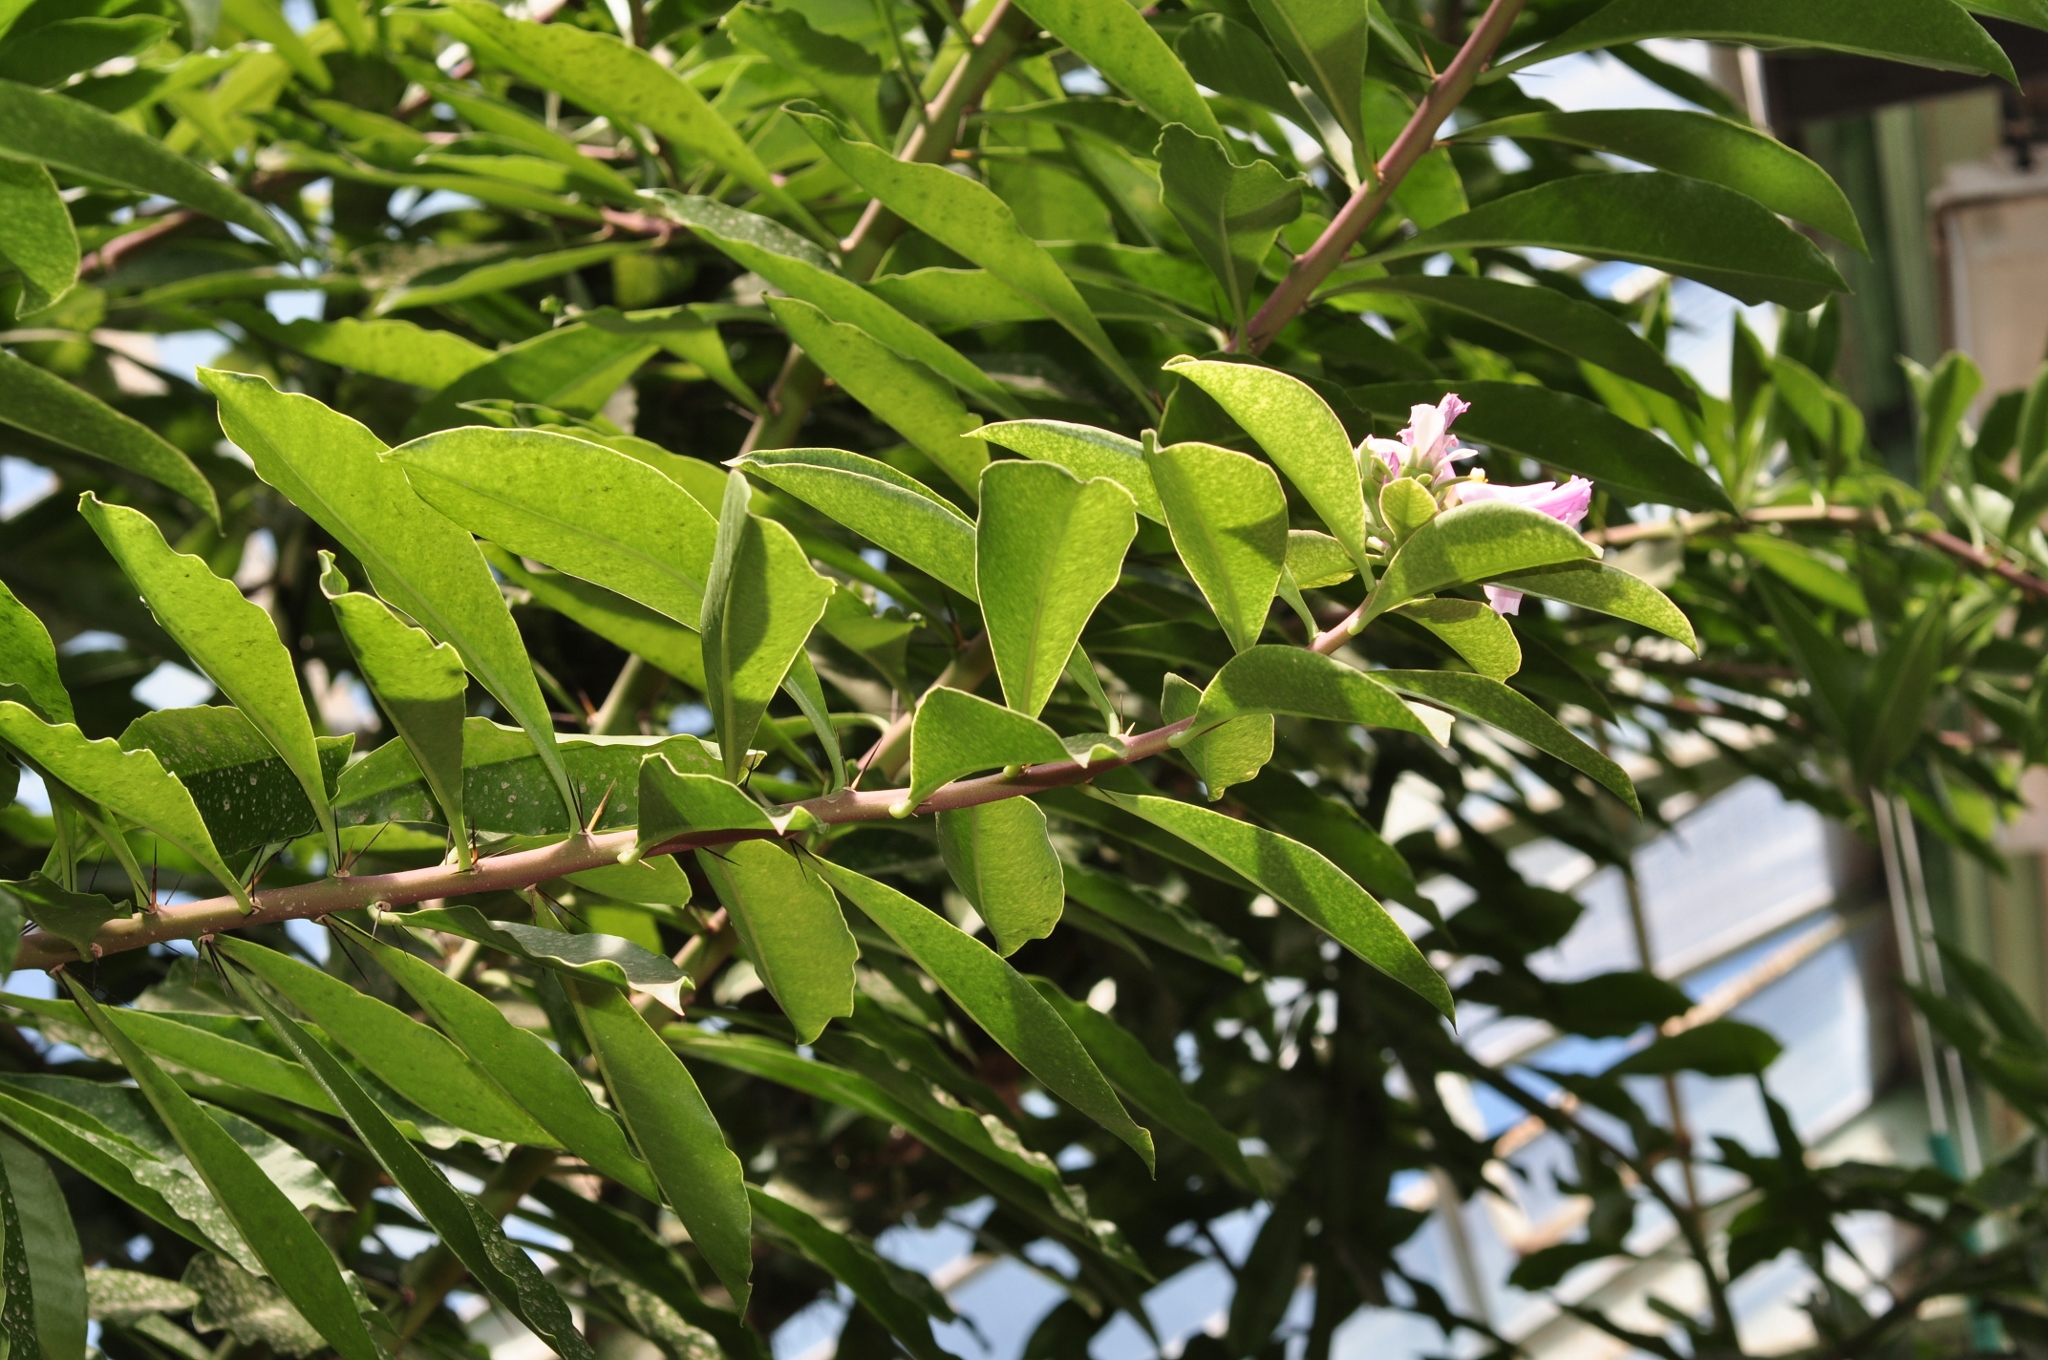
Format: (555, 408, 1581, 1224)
(1360, 392, 1471, 480)
(1458, 476, 1595, 615)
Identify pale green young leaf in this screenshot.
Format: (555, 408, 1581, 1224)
(403, 322, 656, 437)
(701, 471, 835, 781)
(938, 797, 1065, 955)
(812, 857, 1154, 1168)
(749, 1188, 953, 1360)
(638, 760, 787, 853)
(1156, 127, 1304, 329)
(117, 708, 350, 858)
(1374, 670, 1639, 811)
(318, 553, 470, 863)
(1164, 359, 1372, 572)
(0, 703, 244, 908)
(1190, 647, 1440, 743)
(0, 159, 76, 316)
(571, 982, 753, 1307)
(735, 447, 979, 597)
(766, 298, 989, 495)
(388, 904, 688, 1017)
(978, 460, 1136, 719)
(1246, 0, 1367, 155)
(1094, 791, 1452, 1017)
(1488, 559, 1699, 651)
(1007, 0, 1222, 139)
(1161, 673, 1271, 800)
(1286, 530, 1356, 589)
(790, 107, 1151, 404)
(977, 421, 1163, 522)
(0, 577, 72, 725)
(1, 1131, 87, 1360)
(219, 0, 327, 87)
(697, 840, 856, 1043)
(201, 370, 576, 825)
(392, 426, 720, 628)
(485, 548, 709, 691)
(81, 495, 334, 858)
(60, 978, 380, 1360)
(219, 307, 491, 389)
(903, 686, 1070, 809)
(0, 351, 217, 523)
(1395, 599, 1521, 680)
(1145, 439, 1287, 653)
(1361, 501, 1596, 629)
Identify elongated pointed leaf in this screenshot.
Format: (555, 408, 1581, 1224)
(727, 4, 882, 134)
(1177, 14, 1318, 137)
(1146, 440, 1287, 653)
(1161, 672, 1271, 800)
(639, 760, 781, 849)
(0, 159, 76, 316)
(0, 577, 71, 725)
(61, 978, 379, 1360)
(1492, 560, 1698, 650)
(1396, 599, 1521, 680)
(1, 1130, 86, 1360)
(392, 427, 719, 627)
(117, 708, 349, 858)
(1247, 0, 1367, 151)
(938, 797, 1065, 955)
(403, 322, 655, 438)
(978, 420, 1163, 522)
(1093, 791, 1451, 1017)
(486, 548, 708, 690)
(749, 1187, 953, 1360)
(1374, 669, 1638, 811)
(1007, 0, 1222, 139)
(903, 686, 1070, 809)
(220, 308, 490, 389)
(1191, 647, 1439, 741)
(1164, 359, 1372, 570)
(812, 857, 1153, 1167)
(696, 840, 855, 1042)
(388, 904, 689, 1015)
(202, 371, 576, 824)
(1375, 174, 1847, 310)
(736, 448, 978, 597)
(1362, 500, 1596, 628)
(1157, 126, 1303, 329)
(0, 351, 217, 523)
(978, 461, 1136, 718)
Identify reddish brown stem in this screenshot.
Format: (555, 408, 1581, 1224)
(82, 211, 198, 277)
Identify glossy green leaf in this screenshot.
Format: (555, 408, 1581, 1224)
(1361, 500, 1597, 629)
(1334, 275, 1693, 407)
(0, 351, 217, 523)
(736, 447, 978, 597)
(902, 686, 1070, 809)
(0, 577, 71, 725)
(60, 978, 379, 1360)
(766, 298, 989, 495)
(402, 321, 655, 438)
(117, 707, 349, 858)
(749, 1187, 952, 1360)
(572, 981, 753, 1307)
(82, 495, 334, 856)
(791, 107, 1150, 403)
(1007, 0, 1222, 139)
(1452, 109, 1865, 252)
(1373, 669, 1638, 811)
(219, 308, 491, 389)
(701, 471, 835, 781)
(0, 78, 293, 253)
(1177, 13, 1317, 136)
(978, 460, 1137, 719)
(486, 548, 708, 691)
(1157, 126, 1303, 329)
(1146, 439, 1287, 653)
(1609, 1020, 1782, 1078)
(1490, 559, 1699, 650)
(1395, 599, 1521, 680)
(203, 370, 576, 825)
(812, 857, 1153, 1167)
(214, 937, 558, 1148)
(696, 840, 855, 1043)
(1, 1130, 86, 1360)
(1162, 673, 1271, 800)
(1191, 647, 1440, 742)
(978, 420, 1163, 522)
(0, 159, 75, 316)
(1375, 174, 1848, 310)
(1499, 0, 2014, 82)
(937, 797, 1065, 955)
(388, 904, 688, 1017)
(1164, 359, 1372, 571)
(1247, 0, 1367, 152)
(0, 703, 244, 908)
(1094, 791, 1451, 1017)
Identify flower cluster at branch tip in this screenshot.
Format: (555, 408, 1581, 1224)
(1364, 392, 1473, 480)
(1460, 477, 1595, 615)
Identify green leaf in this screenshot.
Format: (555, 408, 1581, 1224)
(221, 956, 598, 1360)
(1334, 276, 1694, 407)
(1361, 500, 1598, 629)
(379, 243, 652, 310)
(1145, 439, 1288, 653)
(790, 107, 1151, 404)
(393, 426, 719, 628)
(978, 460, 1137, 719)
(0, 351, 217, 523)
(0, 703, 244, 908)
(1855, 596, 1947, 785)
(1608, 1020, 1782, 1077)
(571, 981, 753, 1308)
(217, 308, 491, 390)
(202, 370, 576, 826)
(1246, 0, 1367, 153)
(1094, 791, 1452, 1018)
(1007, 0, 1223, 140)
(1451, 109, 1865, 252)
(766, 298, 990, 495)
(748, 1188, 952, 1360)
(1498, 0, 2015, 81)
(1234, 767, 1418, 905)
(583, 305, 762, 414)
(696, 840, 856, 1043)
(1176, 14, 1318, 138)
(1907, 350, 1984, 493)
(812, 857, 1154, 1168)
(0, 78, 293, 254)
(60, 978, 379, 1360)
(0, 576, 72, 725)
(427, 1, 824, 237)
(1163, 359, 1372, 571)
(1374, 669, 1639, 812)
(638, 759, 785, 849)
(648, 193, 1019, 417)
(1190, 647, 1441, 742)
(1156, 126, 1304, 329)
(6, 879, 125, 966)
(1374, 174, 1848, 310)
(81, 495, 335, 857)
(0, 1130, 49, 1360)
(1027, 978, 1257, 1189)
(976, 97, 1166, 156)
(701, 471, 835, 781)
(726, 4, 882, 135)
(0, 15, 172, 89)
(1487, 560, 1700, 650)
(0, 159, 76, 316)
(902, 686, 1070, 809)
(485, 548, 708, 691)
(1161, 673, 1271, 800)
(117, 707, 350, 858)
(1734, 534, 1869, 618)
(402, 320, 655, 438)
(736, 448, 979, 597)
(937, 797, 1065, 955)
(386, 904, 688, 1018)
(213, 937, 558, 1148)
(977, 420, 1164, 522)
(1062, 864, 1256, 977)
(1395, 599, 1521, 679)
(1, 1131, 86, 1360)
